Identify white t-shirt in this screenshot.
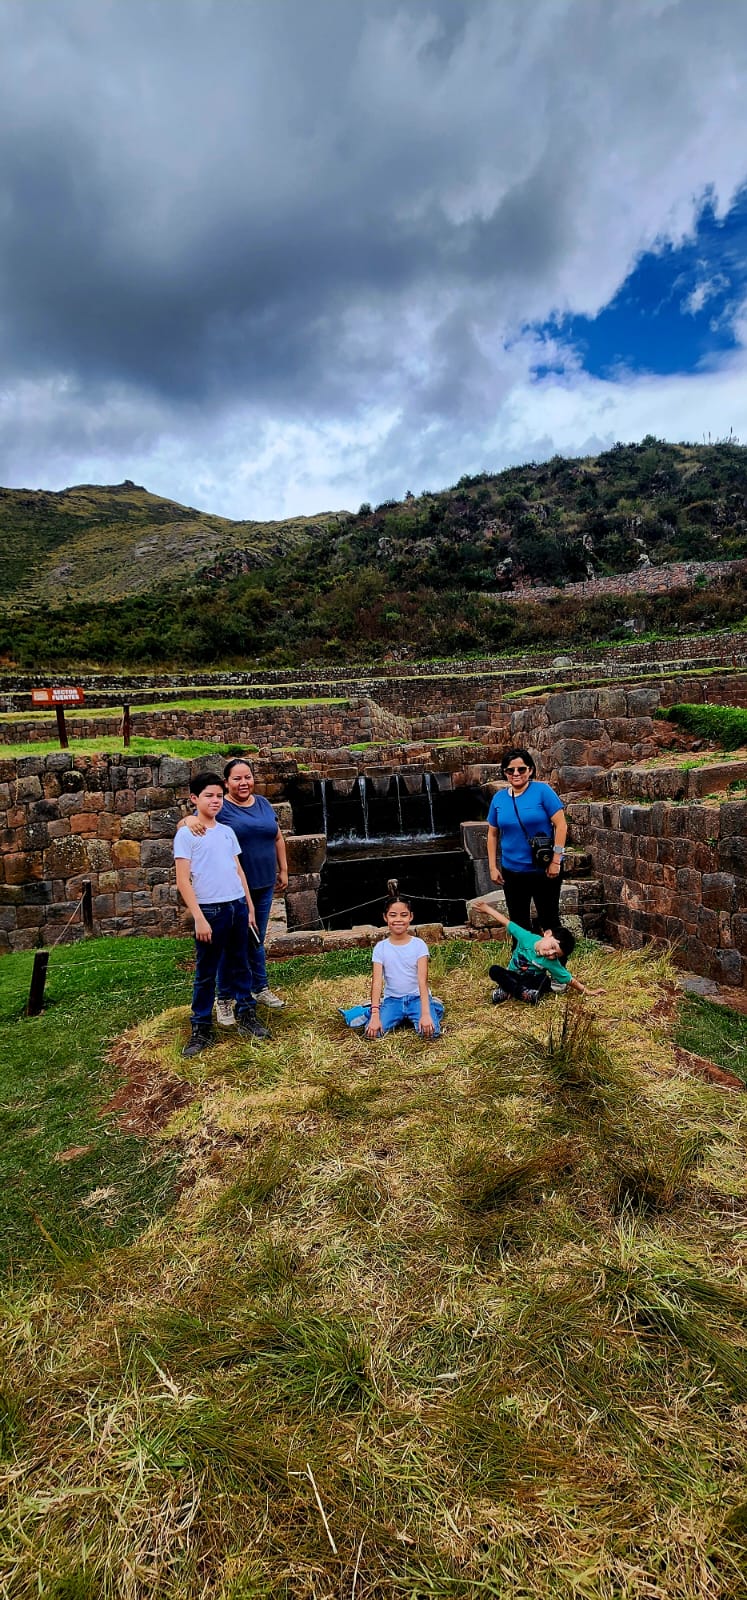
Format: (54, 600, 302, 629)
(173, 822, 244, 904)
(372, 936, 429, 998)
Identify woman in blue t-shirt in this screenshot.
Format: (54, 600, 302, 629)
(486, 746, 567, 940)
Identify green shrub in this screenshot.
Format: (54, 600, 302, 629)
(664, 703, 747, 748)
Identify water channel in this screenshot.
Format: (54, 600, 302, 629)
(288, 774, 487, 928)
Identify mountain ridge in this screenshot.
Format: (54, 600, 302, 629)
(0, 479, 336, 609)
(2, 438, 746, 666)
(4, 436, 747, 612)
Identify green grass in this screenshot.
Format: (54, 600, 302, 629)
(663, 702, 747, 749)
(505, 663, 746, 701)
(674, 993, 747, 1084)
(0, 941, 373, 1280)
(137, 694, 345, 713)
(0, 937, 193, 1275)
(620, 748, 747, 773)
(0, 735, 248, 760)
(3, 935, 747, 1597)
(0, 695, 347, 722)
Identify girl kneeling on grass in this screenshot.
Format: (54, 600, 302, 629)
(340, 895, 444, 1040)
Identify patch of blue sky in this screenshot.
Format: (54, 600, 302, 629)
(533, 187, 747, 381)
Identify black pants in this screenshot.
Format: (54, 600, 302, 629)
(501, 867, 563, 945)
(489, 963, 550, 1001)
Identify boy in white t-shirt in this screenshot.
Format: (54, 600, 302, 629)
(174, 772, 270, 1056)
(340, 894, 444, 1039)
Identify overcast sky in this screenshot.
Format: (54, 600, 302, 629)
(1, 0, 747, 520)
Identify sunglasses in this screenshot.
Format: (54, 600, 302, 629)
(505, 764, 529, 775)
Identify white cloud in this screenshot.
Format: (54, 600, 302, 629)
(4, 322, 747, 520)
(681, 272, 730, 315)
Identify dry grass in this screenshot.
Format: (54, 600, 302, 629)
(3, 939, 747, 1598)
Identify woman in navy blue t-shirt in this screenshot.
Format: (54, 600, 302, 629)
(486, 746, 567, 939)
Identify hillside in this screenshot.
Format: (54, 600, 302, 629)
(0, 480, 332, 608)
(335, 437, 747, 590)
(1, 439, 746, 666)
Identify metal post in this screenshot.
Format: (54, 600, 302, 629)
(55, 706, 69, 749)
(26, 950, 49, 1017)
(82, 880, 94, 934)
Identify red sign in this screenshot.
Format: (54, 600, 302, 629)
(31, 686, 85, 707)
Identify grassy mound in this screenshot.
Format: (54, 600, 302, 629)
(2, 939, 747, 1597)
(663, 703, 747, 749)
(0, 734, 253, 760)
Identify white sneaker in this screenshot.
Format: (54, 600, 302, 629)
(215, 997, 236, 1028)
(255, 987, 285, 1010)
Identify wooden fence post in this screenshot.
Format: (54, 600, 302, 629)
(82, 880, 94, 934)
(26, 951, 49, 1016)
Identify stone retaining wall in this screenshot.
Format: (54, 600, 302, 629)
(568, 799, 747, 986)
(2, 743, 746, 987)
(510, 673, 747, 796)
(3, 622, 746, 711)
(5, 637, 747, 732)
(0, 753, 188, 950)
(0, 747, 496, 952)
(612, 760, 747, 803)
(501, 559, 736, 604)
(0, 753, 308, 952)
(0, 698, 411, 751)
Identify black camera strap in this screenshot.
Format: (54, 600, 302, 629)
(510, 787, 533, 843)
(510, 785, 555, 869)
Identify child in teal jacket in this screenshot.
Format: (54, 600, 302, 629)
(474, 901, 602, 1005)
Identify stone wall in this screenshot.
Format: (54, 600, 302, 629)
(613, 760, 747, 803)
(575, 634, 747, 668)
(0, 747, 494, 952)
(568, 799, 747, 986)
(4, 621, 747, 713)
(510, 673, 747, 796)
(465, 795, 747, 986)
(5, 635, 747, 737)
(0, 698, 411, 751)
(2, 738, 746, 987)
(0, 753, 188, 950)
(0, 752, 307, 953)
(501, 558, 736, 604)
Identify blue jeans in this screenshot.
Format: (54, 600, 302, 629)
(217, 883, 274, 998)
(192, 899, 256, 1029)
(340, 994, 444, 1037)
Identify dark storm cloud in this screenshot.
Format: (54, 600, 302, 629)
(0, 0, 584, 410)
(1, 0, 747, 514)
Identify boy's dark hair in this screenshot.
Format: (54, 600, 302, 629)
(384, 892, 413, 912)
(189, 771, 226, 798)
(551, 925, 576, 963)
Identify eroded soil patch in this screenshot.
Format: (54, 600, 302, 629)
(103, 1035, 196, 1135)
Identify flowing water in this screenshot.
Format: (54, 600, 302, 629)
(288, 773, 486, 929)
